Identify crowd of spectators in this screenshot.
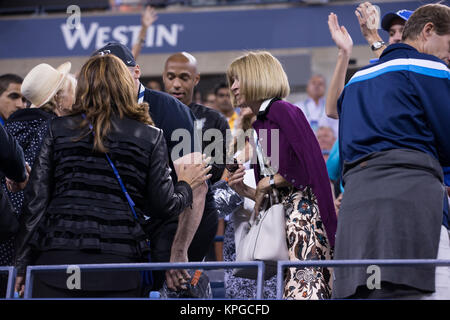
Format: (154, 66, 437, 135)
(0, 2, 449, 300)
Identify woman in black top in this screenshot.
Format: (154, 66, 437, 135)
(0, 62, 72, 271)
(14, 54, 211, 298)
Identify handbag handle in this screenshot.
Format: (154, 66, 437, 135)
(252, 131, 280, 209)
(252, 130, 276, 178)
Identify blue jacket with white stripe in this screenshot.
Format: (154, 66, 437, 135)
(338, 43, 450, 167)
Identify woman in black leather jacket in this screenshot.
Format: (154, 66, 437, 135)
(14, 54, 211, 298)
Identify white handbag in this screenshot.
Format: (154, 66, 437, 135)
(233, 193, 289, 279)
(232, 132, 289, 280)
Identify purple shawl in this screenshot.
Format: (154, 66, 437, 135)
(252, 99, 337, 247)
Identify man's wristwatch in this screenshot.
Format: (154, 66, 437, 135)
(371, 41, 386, 51)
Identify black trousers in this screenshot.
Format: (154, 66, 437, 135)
(32, 277, 141, 298)
(31, 250, 142, 298)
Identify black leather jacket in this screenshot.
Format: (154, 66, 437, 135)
(0, 124, 26, 241)
(15, 114, 193, 275)
(0, 123, 26, 182)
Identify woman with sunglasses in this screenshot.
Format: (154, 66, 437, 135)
(226, 51, 337, 300)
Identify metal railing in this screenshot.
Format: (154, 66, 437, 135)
(3, 259, 449, 299)
(0, 266, 17, 299)
(24, 261, 265, 299)
(276, 259, 450, 299)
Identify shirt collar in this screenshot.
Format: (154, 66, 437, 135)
(258, 98, 272, 114)
(257, 97, 280, 119)
(380, 43, 418, 59)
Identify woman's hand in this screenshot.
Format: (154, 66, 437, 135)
(141, 5, 158, 28)
(174, 153, 212, 190)
(253, 177, 272, 216)
(227, 164, 250, 197)
(328, 13, 353, 56)
(326, 13, 353, 119)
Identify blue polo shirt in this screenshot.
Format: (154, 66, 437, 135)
(338, 43, 450, 167)
(338, 43, 450, 228)
(444, 166, 450, 187)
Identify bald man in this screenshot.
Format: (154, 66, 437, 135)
(163, 53, 231, 263)
(163, 52, 230, 184)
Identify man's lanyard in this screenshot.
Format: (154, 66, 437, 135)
(138, 83, 145, 104)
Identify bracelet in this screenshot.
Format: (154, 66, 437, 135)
(269, 175, 275, 189)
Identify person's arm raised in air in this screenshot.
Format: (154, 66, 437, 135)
(131, 6, 158, 60)
(325, 13, 353, 119)
(355, 2, 386, 58)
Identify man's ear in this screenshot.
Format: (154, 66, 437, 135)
(54, 92, 62, 105)
(422, 22, 435, 41)
(194, 74, 200, 86)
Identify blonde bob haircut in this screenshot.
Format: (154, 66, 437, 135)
(226, 51, 290, 108)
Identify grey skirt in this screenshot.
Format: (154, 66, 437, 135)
(332, 149, 445, 299)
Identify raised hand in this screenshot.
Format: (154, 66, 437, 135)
(355, 2, 382, 46)
(328, 13, 353, 56)
(142, 6, 158, 28)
